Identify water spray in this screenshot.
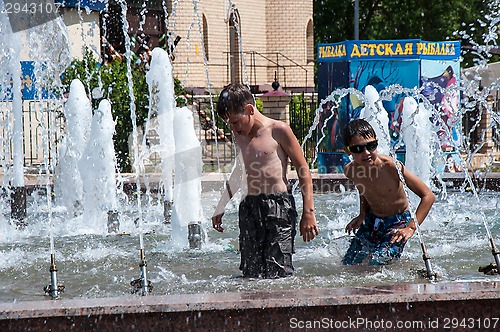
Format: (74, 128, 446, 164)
(444, 121, 500, 275)
(119, 0, 153, 294)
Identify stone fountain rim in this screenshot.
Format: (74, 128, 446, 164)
(0, 280, 498, 320)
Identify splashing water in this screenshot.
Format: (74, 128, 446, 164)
(79, 99, 118, 230)
(55, 79, 92, 216)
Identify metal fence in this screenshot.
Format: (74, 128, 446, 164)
(1, 95, 318, 173)
(289, 94, 319, 164)
(0, 100, 63, 171)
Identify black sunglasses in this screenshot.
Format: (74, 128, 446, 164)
(347, 140, 378, 153)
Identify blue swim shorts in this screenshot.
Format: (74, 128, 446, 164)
(342, 210, 412, 265)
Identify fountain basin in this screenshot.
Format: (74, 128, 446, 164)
(0, 281, 498, 331)
(1, 172, 499, 331)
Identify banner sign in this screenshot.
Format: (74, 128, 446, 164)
(318, 40, 460, 62)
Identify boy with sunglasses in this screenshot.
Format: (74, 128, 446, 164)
(212, 83, 319, 278)
(342, 119, 435, 265)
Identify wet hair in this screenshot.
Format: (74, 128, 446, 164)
(216, 83, 255, 120)
(342, 119, 377, 147)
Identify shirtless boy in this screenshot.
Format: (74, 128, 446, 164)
(342, 119, 435, 265)
(212, 83, 319, 278)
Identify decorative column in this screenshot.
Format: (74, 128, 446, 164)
(478, 95, 494, 154)
(258, 83, 291, 124)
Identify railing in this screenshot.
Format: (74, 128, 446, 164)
(0, 100, 63, 171)
(193, 97, 236, 171)
(225, 51, 310, 92)
(0, 95, 318, 174)
(193, 94, 318, 169)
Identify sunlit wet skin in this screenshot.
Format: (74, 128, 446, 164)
(227, 111, 291, 195)
(344, 134, 408, 218)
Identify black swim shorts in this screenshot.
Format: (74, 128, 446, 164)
(238, 192, 298, 278)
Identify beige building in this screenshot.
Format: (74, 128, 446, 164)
(17, 0, 314, 94)
(101, 0, 314, 94)
(166, 0, 315, 93)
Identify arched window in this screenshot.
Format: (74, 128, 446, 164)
(228, 10, 241, 84)
(306, 19, 314, 63)
(202, 14, 209, 61)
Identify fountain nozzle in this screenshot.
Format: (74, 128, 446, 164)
(163, 200, 173, 224)
(131, 248, 152, 295)
(188, 222, 203, 250)
(478, 238, 500, 275)
(420, 243, 437, 281)
(43, 253, 65, 299)
(107, 210, 120, 233)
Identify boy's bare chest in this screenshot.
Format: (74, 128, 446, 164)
(240, 133, 279, 159)
(354, 167, 400, 196)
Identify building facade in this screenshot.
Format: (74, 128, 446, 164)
(99, 0, 315, 94)
(163, 0, 314, 94)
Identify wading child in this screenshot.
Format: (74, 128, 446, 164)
(212, 83, 319, 278)
(342, 119, 435, 265)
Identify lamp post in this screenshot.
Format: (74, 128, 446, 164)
(354, 0, 359, 40)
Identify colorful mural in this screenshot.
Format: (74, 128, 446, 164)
(317, 39, 461, 171)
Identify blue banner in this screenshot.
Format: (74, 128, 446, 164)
(318, 40, 460, 62)
(56, 0, 107, 11)
(0, 61, 55, 100)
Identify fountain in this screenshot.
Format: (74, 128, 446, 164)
(0, 0, 500, 330)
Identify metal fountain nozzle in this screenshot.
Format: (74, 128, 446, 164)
(131, 248, 153, 295)
(478, 238, 500, 275)
(43, 253, 65, 299)
(163, 200, 173, 224)
(188, 222, 203, 250)
(419, 242, 438, 281)
(107, 210, 120, 233)
(422, 252, 438, 281)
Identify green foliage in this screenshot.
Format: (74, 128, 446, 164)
(255, 98, 263, 112)
(61, 49, 186, 172)
(289, 93, 315, 144)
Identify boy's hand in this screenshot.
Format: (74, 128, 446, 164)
(390, 226, 415, 244)
(212, 213, 224, 232)
(345, 216, 363, 234)
(300, 212, 319, 242)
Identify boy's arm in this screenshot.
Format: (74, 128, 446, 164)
(345, 194, 368, 234)
(275, 122, 319, 242)
(391, 164, 435, 243)
(212, 152, 244, 232)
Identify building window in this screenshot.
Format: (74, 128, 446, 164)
(101, 0, 170, 64)
(202, 14, 209, 61)
(306, 19, 314, 63)
(228, 10, 241, 84)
